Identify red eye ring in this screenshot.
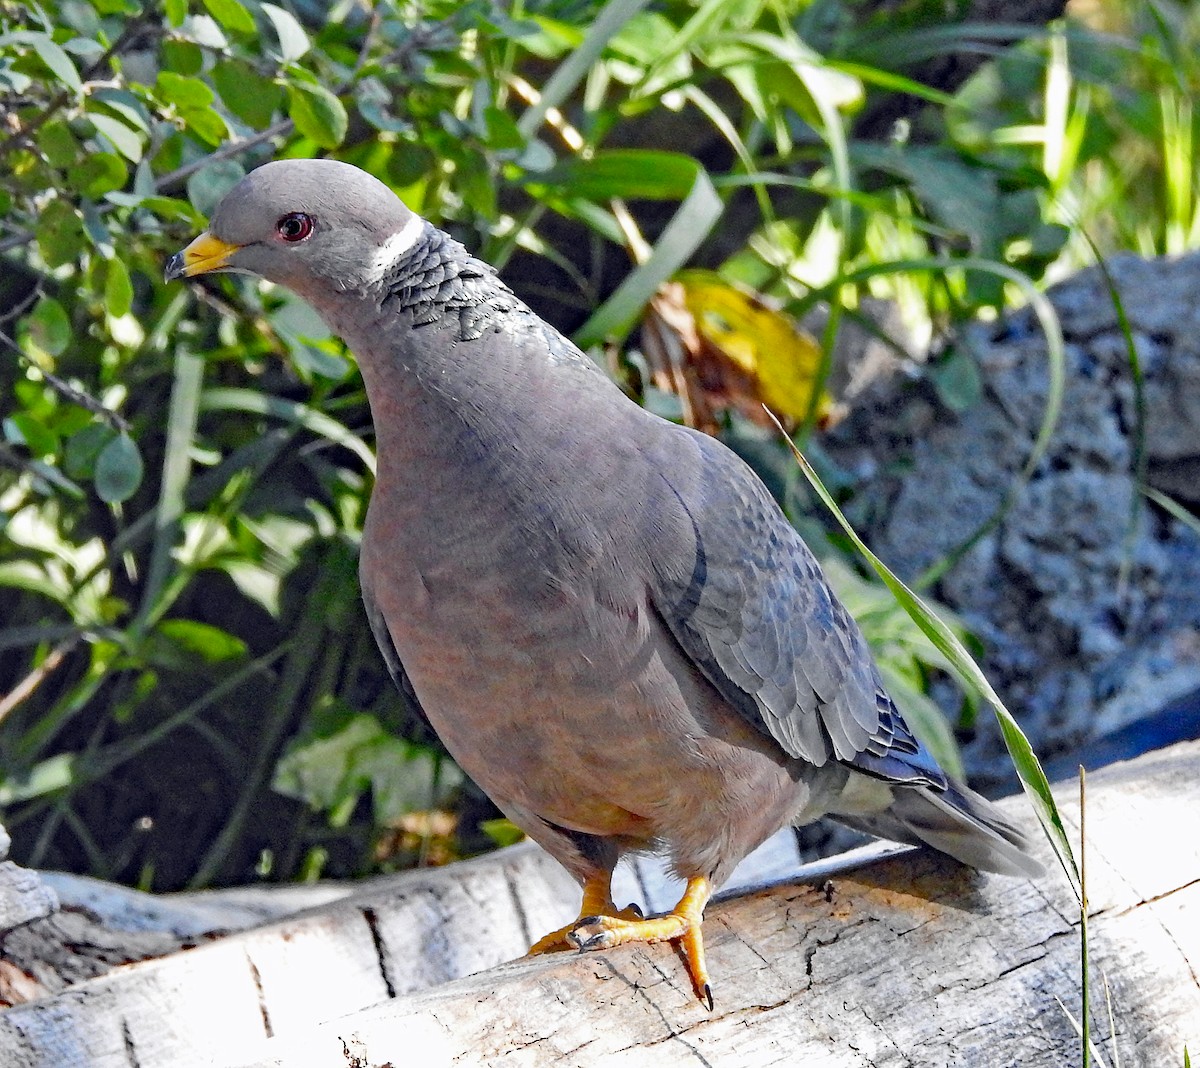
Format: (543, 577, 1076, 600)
(276, 212, 314, 243)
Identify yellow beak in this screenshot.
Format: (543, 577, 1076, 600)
(164, 231, 242, 281)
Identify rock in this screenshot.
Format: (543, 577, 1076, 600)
(0, 862, 58, 938)
(825, 252, 1200, 788)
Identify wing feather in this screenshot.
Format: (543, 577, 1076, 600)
(651, 427, 943, 787)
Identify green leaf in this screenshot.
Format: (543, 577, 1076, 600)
(273, 708, 461, 825)
(212, 59, 283, 128)
(269, 294, 348, 380)
(37, 119, 77, 168)
(287, 83, 347, 149)
(574, 165, 723, 347)
(533, 149, 703, 201)
(200, 0, 256, 35)
(0, 753, 78, 806)
(200, 388, 376, 473)
(261, 2, 310, 61)
(36, 199, 85, 267)
(68, 152, 127, 198)
(87, 112, 143, 163)
(156, 70, 215, 110)
(181, 105, 229, 147)
(25, 296, 71, 357)
(64, 423, 115, 479)
(518, 0, 650, 137)
(80, 200, 115, 257)
(927, 348, 983, 413)
(155, 620, 248, 664)
(161, 38, 203, 75)
(124, 194, 202, 223)
(480, 818, 525, 848)
(91, 89, 150, 133)
(8, 413, 58, 456)
(186, 159, 246, 216)
(164, 0, 187, 25)
(355, 77, 409, 134)
(483, 105, 524, 150)
(7, 31, 82, 92)
(94, 432, 143, 503)
(104, 257, 134, 318)
(859, 145, 1000, 255)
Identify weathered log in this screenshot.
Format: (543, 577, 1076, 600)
(230, 743, 1199, 1068)
(0, 814, 818, 1012)
(0, 742, 1196, 1067)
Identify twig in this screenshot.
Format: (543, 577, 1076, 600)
(0, 327, 131, 433)
(0, 634, 82, 726)
(0, 284, 39, 325)
(0, 228, 35, 257)
(151, 118, 295, 194)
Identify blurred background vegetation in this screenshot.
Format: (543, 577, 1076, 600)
(1, 0, 1197, 891)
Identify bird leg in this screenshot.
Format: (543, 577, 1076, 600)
(527, 870, 643, 956)
(569, 875, 713, 1008)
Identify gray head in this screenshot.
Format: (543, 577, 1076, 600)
(165, 159, 422, 301)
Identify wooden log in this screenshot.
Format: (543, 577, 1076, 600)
(0, 813, 818, 1013)
(0, 742, 1195, 1067)
(232, 742, 1200, 1068)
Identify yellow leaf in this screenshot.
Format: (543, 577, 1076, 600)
(677, 270, 839, 426)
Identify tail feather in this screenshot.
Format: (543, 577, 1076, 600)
(834, 781, 1044, 879)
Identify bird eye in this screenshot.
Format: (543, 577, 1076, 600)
(276, 212, 314, 243)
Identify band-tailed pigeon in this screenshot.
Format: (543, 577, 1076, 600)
(166, 159, 1039, 1006)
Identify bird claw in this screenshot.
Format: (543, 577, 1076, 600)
(567, 916, 616, 952)
(531, 876, 713, 1005)
(528, 901, 642, 955)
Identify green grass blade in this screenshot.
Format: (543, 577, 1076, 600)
(769, 411, 1081, 898)
(1140, 485, 1200, 539)
(1079, 232, 1146, 593)
(517, 0, 651, 139)
(200, 387, 376, 474)
(134, 350, 204, 634)
(684, 84, 775, 227)
(1080, 769, 1091, 1068)
(573, 165, 723, 348)
(825, 61, 957, 107)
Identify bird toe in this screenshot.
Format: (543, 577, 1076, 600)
(567, 916, 617, 951)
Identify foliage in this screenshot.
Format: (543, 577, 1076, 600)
(1, 0, 1196, 894)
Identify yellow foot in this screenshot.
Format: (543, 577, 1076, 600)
(527, 870, 642, 956)
(528, 902, 643, 955)
(569, 875, 713, 1009)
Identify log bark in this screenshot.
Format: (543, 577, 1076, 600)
(0, 742, 1196, 1067)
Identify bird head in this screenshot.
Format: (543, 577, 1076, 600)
(164, 159, 423, 300)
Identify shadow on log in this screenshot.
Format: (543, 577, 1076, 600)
(1, 742, 1197, 1067)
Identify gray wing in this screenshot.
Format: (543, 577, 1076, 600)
(651, 426, 945, 787)
(362, 583, 430, 731)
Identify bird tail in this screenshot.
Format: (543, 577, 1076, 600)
(836, 781, 1044, 878)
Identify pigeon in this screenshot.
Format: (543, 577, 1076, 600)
(166, 158, 1040, 1006)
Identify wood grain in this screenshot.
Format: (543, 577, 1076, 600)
(0, 743, 1195, 1067)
